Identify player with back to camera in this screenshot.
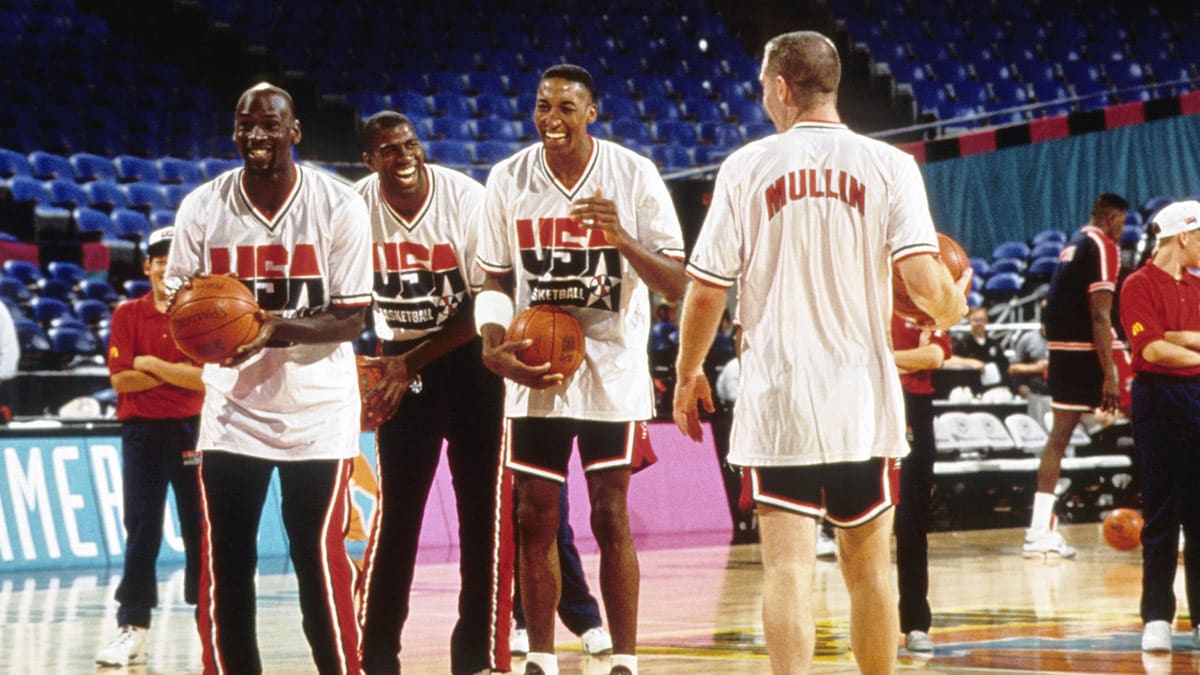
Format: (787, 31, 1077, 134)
(1024, 192, 1128, 559)
(166, 82, 371, 675)
(475, 64, 687, 675)
(352, 110, 509, 675)
(672, 31, 969, 674)
(1117, 200, 1200, 653)
(95, 227, 205, 667)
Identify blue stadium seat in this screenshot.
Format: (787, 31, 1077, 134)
(629, 75, 670, 100)
(0, 276, 32, 303)
(3, 259, 43, 285)
(700, 122, 742, 150)
(0, 148, 32, 180)
(111, 208, 152, 241)
(14, 317, 51, 355)
(474, 140, 515, 165)
(80, 278, 120, 304)
(649, 144, 693, 170)
(121, 183, 167, 213)
(470, 117, 517, 141)
(1142, 195, 1175, 221)
(1031, 229, 1067, 245)
(740, 122, 775, 141)
(47, 261, 86, 286)
(429, 115, 473, 140)
(473, 94, 515, 119)
(729, 99, 767, 125)
(150, 209, 175, 228)
(123, 279, 151, 299)
(1025, 255, 1059, 283)
(951, 81, 989, 105)
(653, 120, 698, 146)
(156, 157, 202, 185)
(27, 150, 73, 180)
(464, 72, 506, 97)
(967, 290, 985, 308)
(47, 178, 88, 208)
(640, 98, 681, 121)
(426, 72, 467, 95)
(989, 258, 1027, 275)
(31, 296, 74, 324)
(9, 175, 50, 203)
(992, 241, 1031, 260)
(162, 184, 193, 209)
(599, 96, 642, 121)
(74, 298, 111, 325)
(84, 180, 127, 212)
(692, 146, 730, 166)
(673, 78, 711, 102)
(393, 91, 432, 117)
(1029, 242, 1063, 260)
(198, 157, 240, 180)
(683, 99, 725, 124)
(513, 118, 537, 142)
(983, 272, 1024, 302)
(36, 277, 74, 302)
(424, 140, 473, 166)
(48, 325, 98, 356)
(69, 152, 117, 183)
(73, 206, 113, 240)
(431, 93, 473, 119)
(611, 118, 652, 145)
(113, 155, 161, 183)
(1120, 225, 1143, 247)
(968, 257, 990, 278)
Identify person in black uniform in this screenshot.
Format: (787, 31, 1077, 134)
(352, 112, 508, 675)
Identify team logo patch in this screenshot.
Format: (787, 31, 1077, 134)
(517, 217, 623, 312)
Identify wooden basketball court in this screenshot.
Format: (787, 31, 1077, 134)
(1, 523, 1183, 674)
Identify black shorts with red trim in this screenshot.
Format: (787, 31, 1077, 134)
(747, 457, 899, 527)
(505, 417, 656, 482)
(1048, 349, 1103, 410)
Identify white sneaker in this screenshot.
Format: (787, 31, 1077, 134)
(95, 624, 148, 666)
(816, 527, 837, 560)
(1142, 620, 1172, 652)
(1023, 528, 1077, 558)
(510, 627, 529, 656)
(580, 626, 613, 655)
(905, 630, 934, 652)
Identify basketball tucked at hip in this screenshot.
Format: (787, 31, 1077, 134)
(168, 275, 262, 364)
(1102, 507, 1143, 551)
(505, 305, 586, 378)
(893, 232, 971, 322)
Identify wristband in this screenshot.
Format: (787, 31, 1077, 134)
(474, 289, 514, 335)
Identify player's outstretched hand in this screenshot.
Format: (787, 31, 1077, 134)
(481, 337, 564, 389)
(673, 371, 715, 442)
(221, 309, 273, 367)
(573, 188, 628, 247)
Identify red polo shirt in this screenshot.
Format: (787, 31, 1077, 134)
(892, 314, 952, 394)
(107, 292, 205, 420)
(1119, 262, 1200, 377)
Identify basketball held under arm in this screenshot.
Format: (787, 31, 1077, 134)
(895, 253, 970, 330)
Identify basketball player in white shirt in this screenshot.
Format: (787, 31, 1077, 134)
(672, 33, 969, 674)
(475, 64, 686, 675)
(352, 111, 509, 675)
(167, 83, 371, 675)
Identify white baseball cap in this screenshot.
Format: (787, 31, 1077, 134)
(1153, 200, 1200, 238)
(146, 226, 174, 257)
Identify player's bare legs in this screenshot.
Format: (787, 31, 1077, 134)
(585, 468, 639, 655)
(757, 506, 817, 674)
(838, 509, 898, 675)
(516, 475, 563, 654)
(1037, 408, 1084, 493)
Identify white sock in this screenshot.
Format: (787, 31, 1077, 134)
(1030, 492, 1057, 532)
(526, 652, 558, 675)
(611, 654, 638, 674)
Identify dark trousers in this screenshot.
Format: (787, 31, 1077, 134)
(197, 451, 360, 675)
(895, 390, 935, 634)
(513, 483, 603, 636)
(358, 339, 507, 675)
(115, 416, 201, 628)
(1132, 375, 1200, 625)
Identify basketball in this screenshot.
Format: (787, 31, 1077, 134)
(1102, 508, 1144, 551)
(168, 275, 262, 364)
(504, 305, 586, 378)
(894, 233, 971, 322)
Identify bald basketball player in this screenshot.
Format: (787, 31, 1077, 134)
(674, 32, 969, 674)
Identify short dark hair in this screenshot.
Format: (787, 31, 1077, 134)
(359, 110, 416, 153)
(540, 64, 595, 100)
(1092, 192, 1130, 218)
(763, 31, 840, 100)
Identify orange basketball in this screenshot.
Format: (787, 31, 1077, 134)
(504, 305, 586, 378)
(168, 275, 262, 364)
(894, 232, 971, 322)
(1103, 508, 1144, 551)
